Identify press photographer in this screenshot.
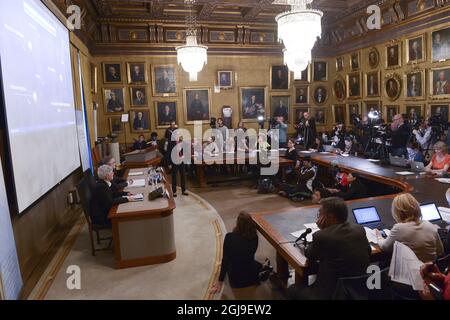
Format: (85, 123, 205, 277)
(390, 114, 412, 158)
(412, 118, 432, 156)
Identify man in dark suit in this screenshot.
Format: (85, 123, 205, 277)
(301, 112, 317, 149)
(90, 165, 134, 226)
(287, 197, 371, 300)
(133, 90, 146, 106)
(133, 112, 148, 131)
(106, 65, 121, 82)
(327, 173, 367, 201)
(130, 65, 145, 82)
(390, 113, 411, 158)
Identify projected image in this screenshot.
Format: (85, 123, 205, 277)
(103, 88, 125, 113)
(103, 63, 122, 83)
(130, 110, 151, 133)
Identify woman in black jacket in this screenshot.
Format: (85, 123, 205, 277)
(211, 211, 271, 293)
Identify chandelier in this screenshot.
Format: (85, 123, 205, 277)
(176, 0, 208, 82)
(275, 0, 323, 79)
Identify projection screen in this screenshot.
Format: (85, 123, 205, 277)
(0, 0, 80, 213)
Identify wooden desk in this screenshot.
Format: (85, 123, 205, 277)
(251, 152, 449, 289)
(192, 152, 294, 187)
(108, 168, 176, 269)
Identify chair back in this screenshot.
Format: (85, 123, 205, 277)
(76, 176, 94, 223)
(332, 266, 392, 300)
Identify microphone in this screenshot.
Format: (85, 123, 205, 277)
(295, 228, 312, 245)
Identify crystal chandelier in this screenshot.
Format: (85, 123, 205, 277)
(176, 0, 208, 82)
(275, 0, 323, 79)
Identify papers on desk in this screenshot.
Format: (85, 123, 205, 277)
(435, 178, 450, 184)
(395, 171, 415, 176)
(128, 171, 144, 177)
(341, 153, 350, 157)
(129, 193, 144, 201)
(368, 159, 380, 163)
(388, 241, 424, 291)
(291, 223, 319, 242)
(300, 150, 313, 154)
(438, 207, 450, 222)
(127, 179, 146, 188)
(364, 227, 379, 244)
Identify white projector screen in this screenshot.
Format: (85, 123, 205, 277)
(0, 0, 80, 213)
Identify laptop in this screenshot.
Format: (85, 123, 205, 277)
(420, 203, 449, 228)
(389, 154, 408, 168)
(411, 161, 425, 172)
(323, 145, 335, 152)
(352, 206, 386, 230)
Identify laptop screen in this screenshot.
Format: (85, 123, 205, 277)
(352, 207, 381, 224)
(420, 203, 442, 222)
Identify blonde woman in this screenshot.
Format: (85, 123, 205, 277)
(424, 141, 450, 174)
(375, 193, 443, 262)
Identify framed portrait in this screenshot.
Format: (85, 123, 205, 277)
(129, 109, 151, 133)
(404, 69, 425, 100)
(313, 85, 328, 105)
(270, 95, 290, 122)
(384, 105, 399, 123)
(386, 43, 402, 69)
(368, 47, 380, 68)
(350, 52, 360, 71)
(431, 26, 450, 62)
(127, 62, 148, 84)
(103, 88, 125, 114)
(429, 104, 449, 123)
(430, 67, 450, 99)
(218, 70, 233, 89)
(240, 87, 267, 122)
(155, 100, 177, 128)
(90, 63, 97, 94)
(336, 57, 344, 72)
(333, 76, 346, 102)
(109, 116, 124, 135)
(406, 104, 425, 124)
(293, 107, 310, 124)
(129, 87, 148, 107)
(183, 88, 212, 124)
(294, 66, 310, 83)
(406, 35, 426, 64)
(152, 64, 178, 97)
(295, 86, 309, 105)
(384, 73, 402, 101)
(270, 65, 290, 90)
(332, 105, 346, 125)
(347, 103, 361, 125)
(365, 71, 380, 98)
(364, 101, 382, 117)
(314, 107, 327, 126)
(347, 72, 362, 99)
(102, 63, 122, 83)
(313, 61, 328, 82)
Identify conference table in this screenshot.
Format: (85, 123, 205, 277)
(192, 150, 294, 187)
(108, 167, 176, 269)
(251, 151, 450, 289)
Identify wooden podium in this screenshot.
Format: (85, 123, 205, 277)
(123, 147, 161, 169)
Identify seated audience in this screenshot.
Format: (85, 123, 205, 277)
(311, 188, 332, 204)
(287, 197, 370, 300)
(375, 193, 443, 263)
(330, 123, 345, 150)
(407, 141, 425, 163)
(425, 141, 450, 174)
(211, 211, 271, 293)
(419, 260, 450, 300)
(327, 172, 367, 200)
(286, 138, 298, 162)
(148, 132, 158, 147)
(133, 134, 147, 150)
(310, 137, 325, 153)
(279, 156, 317, 201)
(90, 165, 135, 225)
(335, 136, 356, 155)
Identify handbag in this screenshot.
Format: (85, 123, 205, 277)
(148, 187, 164, 201)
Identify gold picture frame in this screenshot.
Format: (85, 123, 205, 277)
(386, 41, 402, 69)
(406, 34, 426, 64)
(312, 85, 328, 106)
(336, 56, 344, 72)
(429, 66, 450, 100)
(347, 102, 361, 126)
(183, 87, 212, 124)
(270, 65, 291, 91)
(152, 64, 178, 97)
(312, 61, 328, 82)
(332, 104, 347, 125)
(404, 69, 425, 100)
(333, 75, 346, 102)
(406, 104, 425, 123)
(347, 72, 362, 99)
(129, 109, 151, 133)
(270, 94, 291, 122)
(384, 73, 402, 101)
(383, 105, 399, 123)
(364, 71, 381, 98)
(154, 100, 178, 129)
(102, 62, 123, 84)
(364, 100, 382, 117)
(313, 107, 327, 126)
(129, 86, 148, 107)
(90, 63, 98, 94)
(217, 70, 233, 89)
(239, 86, 267, 123)
(368, 47, 380, 69)
(431, 26, 450, 62)
(295, 85, 310, 105)
(350, 51, 360, 71)
(102, 87, 126, 114)
(109, 116, 124, 135)
(127, 62, 149, 84)
(428, 104, 449, 123)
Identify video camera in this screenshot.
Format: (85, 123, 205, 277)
(428, 115, 449, 138)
